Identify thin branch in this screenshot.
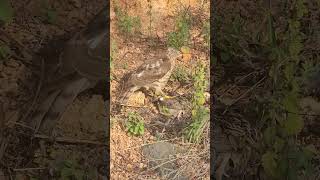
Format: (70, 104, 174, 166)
(33, 134, 108, 146)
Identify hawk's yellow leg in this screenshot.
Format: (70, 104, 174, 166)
(154, 88, 175, 100)
(144, 87, 175, 100)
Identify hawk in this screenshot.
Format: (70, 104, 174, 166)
(119, 47, 182, 104)
(24, 6, 108, 135)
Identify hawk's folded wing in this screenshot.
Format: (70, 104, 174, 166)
(125, 57, 172, 89)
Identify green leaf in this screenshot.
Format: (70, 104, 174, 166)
(0, 0, 13, 24)
(130, 127, 135, 133)
(263, 127, 276, 146)
(60, 167, 73, 178)
(277, 157, 289, 178)
(287, 167, 298, 180)
(303, 145, 318, 155)
(138, 127, 144, 135)
(221, 51, 232, 63)
(63, 160, 74, 168)
(197, 96, 205, 105)
(134, 125, 139, 133)
(282, 92, 299, 113)
(87, 168, 98, 179)
(296, 150, 309, 168)
(267, 11, 276, 48)
(262, 151, 278, 178)
(273, 137, 285, 153)
(283, 113, 303, 135)
(46, 8, 57, 24)
(0, 44, 11, 59)
(296, 0, 308, 19)
(74, 169, 84, 180)
(284, 63, 294, 81)
(296, 145, 317, 170)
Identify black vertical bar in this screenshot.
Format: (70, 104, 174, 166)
(210, 0, 217, 179)
(104, 0, 111, 179)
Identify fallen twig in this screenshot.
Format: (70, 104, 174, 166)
(113, 101, 149, 108)
(218, 71, 256, 99)
(223, 76, 266, 114)
(13, 167, 46, 172)
(19, 57, 45, 127)
(34, 134, 108, 146)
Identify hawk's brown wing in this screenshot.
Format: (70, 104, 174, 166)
(25, 7, 107, 134)
(127, 57, 172, 88)
(118, 57, 171, 104)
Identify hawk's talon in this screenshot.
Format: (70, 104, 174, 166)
(158, 94, 175, 101)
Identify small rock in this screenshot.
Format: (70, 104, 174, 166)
(142, 142, 187, 179)
(127, 164, 133, 170)
(300, 96, 320, 114)
(204, 92, 210, 102)
(139, 163, 144, 169)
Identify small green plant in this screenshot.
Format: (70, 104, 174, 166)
(126, 112, 145, 136)
(57, 160, 85, 179)
(45, 8, 57, 24)
(114, 6, 141, 37)
(215, 14, 247, 63)
(184, 62, 209, 143)
(261, 1, 318, 179)
(54, 159, 97, 180)
(0, 0, 13, 25)
(0, 44, 11, 60)
(159, 104, 170, 116)
(171, 66, 190, 84)
(33, 149, 98, 180)
(36, 153, 98, 180)
(40, 0, 57, 24)
(167, 10, 191, 49)
(216, 0, 318, 178)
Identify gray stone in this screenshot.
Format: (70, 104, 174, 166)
(142, 142, 188, 180)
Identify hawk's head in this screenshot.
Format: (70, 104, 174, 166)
(167, 47, 182, 61)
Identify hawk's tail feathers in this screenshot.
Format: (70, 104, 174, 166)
(118, 86, 139, 105)
(27, 78, 91, 135)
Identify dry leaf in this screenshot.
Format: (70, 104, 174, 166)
(300, 96, 320, 114)
(180, 46, 192, 62)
